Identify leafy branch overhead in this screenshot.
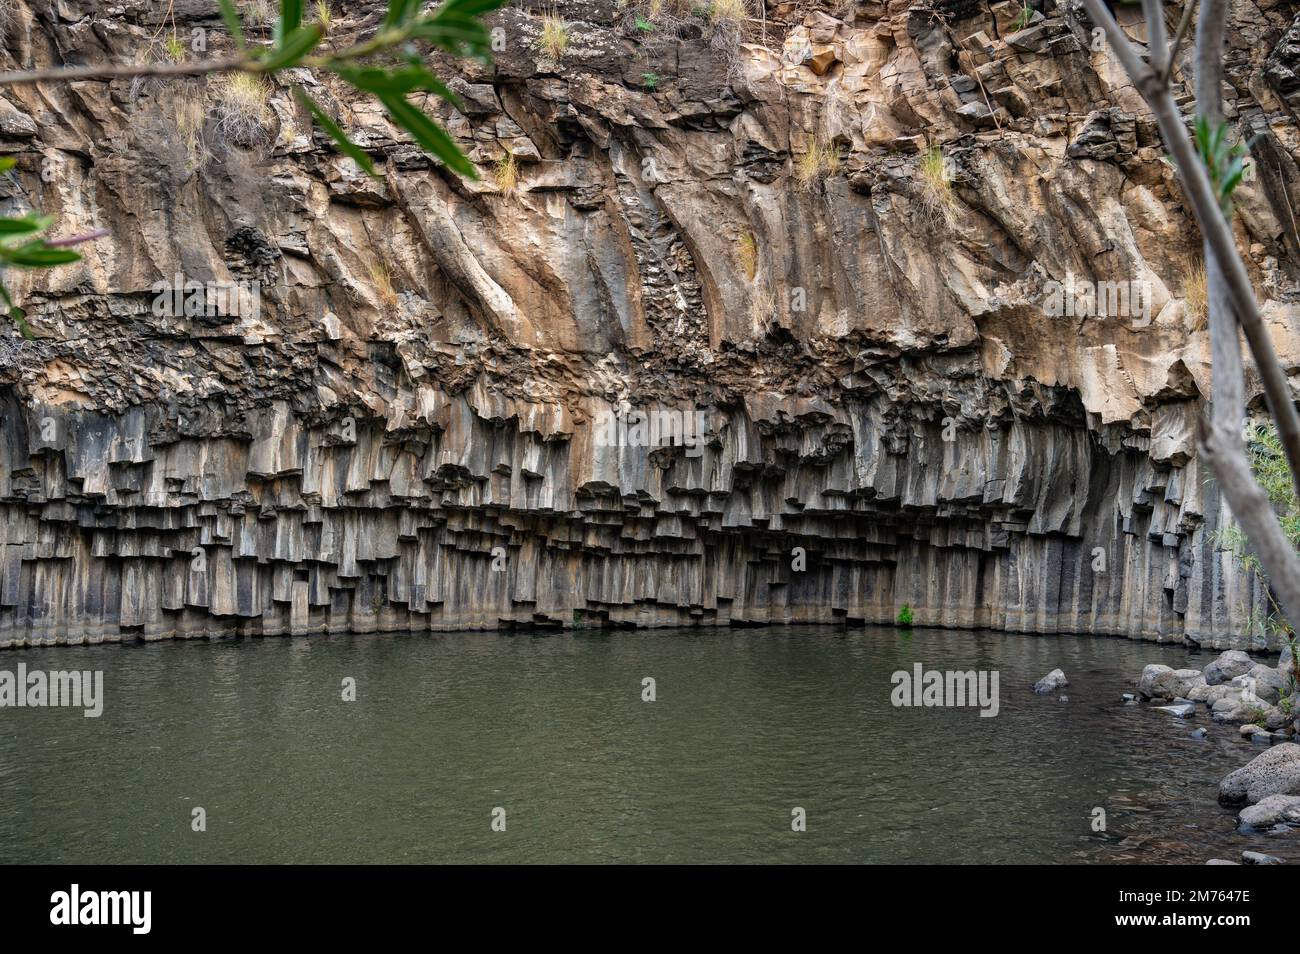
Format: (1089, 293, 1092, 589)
(0, 0, 505, 329)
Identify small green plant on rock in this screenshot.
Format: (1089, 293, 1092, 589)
(538, 11, 570, 61)
(1010, 0, 1033, 31)
(897, 604, 913, 628)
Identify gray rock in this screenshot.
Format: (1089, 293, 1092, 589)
(1146, 667, 1205, 700)
(1242, 850, 1284, 865)
(1244, 665, 1288, 705)
(1190, 728, 1208, 740)
(1157, 703, 1195, 718)
(1219, 743, 1300, 804)
(1205, 858, 1239, 865)
(1033, 668, 1068, 694)
(1205, 650, 1254, 686)
(1138, 664, 1173, 699)
(1238, 794, 1300, 829)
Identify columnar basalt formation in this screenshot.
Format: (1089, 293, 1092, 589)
(1, 0, 1299, 648)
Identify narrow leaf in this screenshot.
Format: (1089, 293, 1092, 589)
(0, 214, 52, 237)
(261, 24, 323, 70)
(296, 89, 378, 178)
(217, 0, 246, 50)
(384, 0, 422, 28)
(0, 243, 82, 267)
(378, 93, 475, 178)
(275, 0, 304, 47)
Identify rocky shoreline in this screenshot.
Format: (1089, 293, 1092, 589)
(1132, 647, 1300, 863)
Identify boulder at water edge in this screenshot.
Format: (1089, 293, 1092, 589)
(1219, 743, 1300, 805)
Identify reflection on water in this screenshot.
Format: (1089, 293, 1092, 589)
(0, 626, 1290, 864)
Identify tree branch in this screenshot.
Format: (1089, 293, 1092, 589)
(1163, 0, 1199, 85)
(0, 57, 252, 86)
(1082, 0, 1300, 505)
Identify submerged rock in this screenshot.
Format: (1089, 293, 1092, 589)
(1156, 703, 1195, 719)
(1033, 669, 1068, 694)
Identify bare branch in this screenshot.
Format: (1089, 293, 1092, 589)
(1163, 0, 1199, 86)
(1142, 0, 1169, 74)
(0, 57, 252, 86)
(1194, 0, 1226, 124)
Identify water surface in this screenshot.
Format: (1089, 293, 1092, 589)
(0, 626, 1289, 864)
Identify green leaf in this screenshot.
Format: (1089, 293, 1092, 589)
(378, 93, 476, 178)
(0, 214, 52, 237)
(406, 21, 492, 57)
(9, 306, 33, 340)
(437, 0, 508, 18)
(295, 89, 378, 178)
(0, 157, 15, 173)
(332, 64, 460, 107)
(384, 0, 422, 28)
(218, 0, 246, 50)
(0, 242, 82, 267)
(261, 23, 324, 70)
(275, 0, 304, 46)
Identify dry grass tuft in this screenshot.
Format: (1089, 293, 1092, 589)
(369, 259, 399, 309)
(796, 135, 839, 190)
(749, 285, 776, 326)
(708, 0, 748, 74)
(539, 12, 570, 61)
(214, 73, 274, 150)
(175, 86, 209, 168)
(494, 151, 519, 197)
(737, 231, 758, 280)
(242, 0, 275, 28)
(918, 146, 959, 225)
(1183, 260, 1208, 329)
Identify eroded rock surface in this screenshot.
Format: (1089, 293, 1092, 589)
(1, 0, 1300, 645)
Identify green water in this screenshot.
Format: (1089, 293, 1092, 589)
(0, 626, 1288, 864)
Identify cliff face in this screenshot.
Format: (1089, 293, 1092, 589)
(1, 0, 1299, 648)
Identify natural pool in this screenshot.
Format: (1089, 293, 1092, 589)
(0, 625, 1290, 864)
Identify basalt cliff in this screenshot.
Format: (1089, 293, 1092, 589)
(1, 0, 1299, 648)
